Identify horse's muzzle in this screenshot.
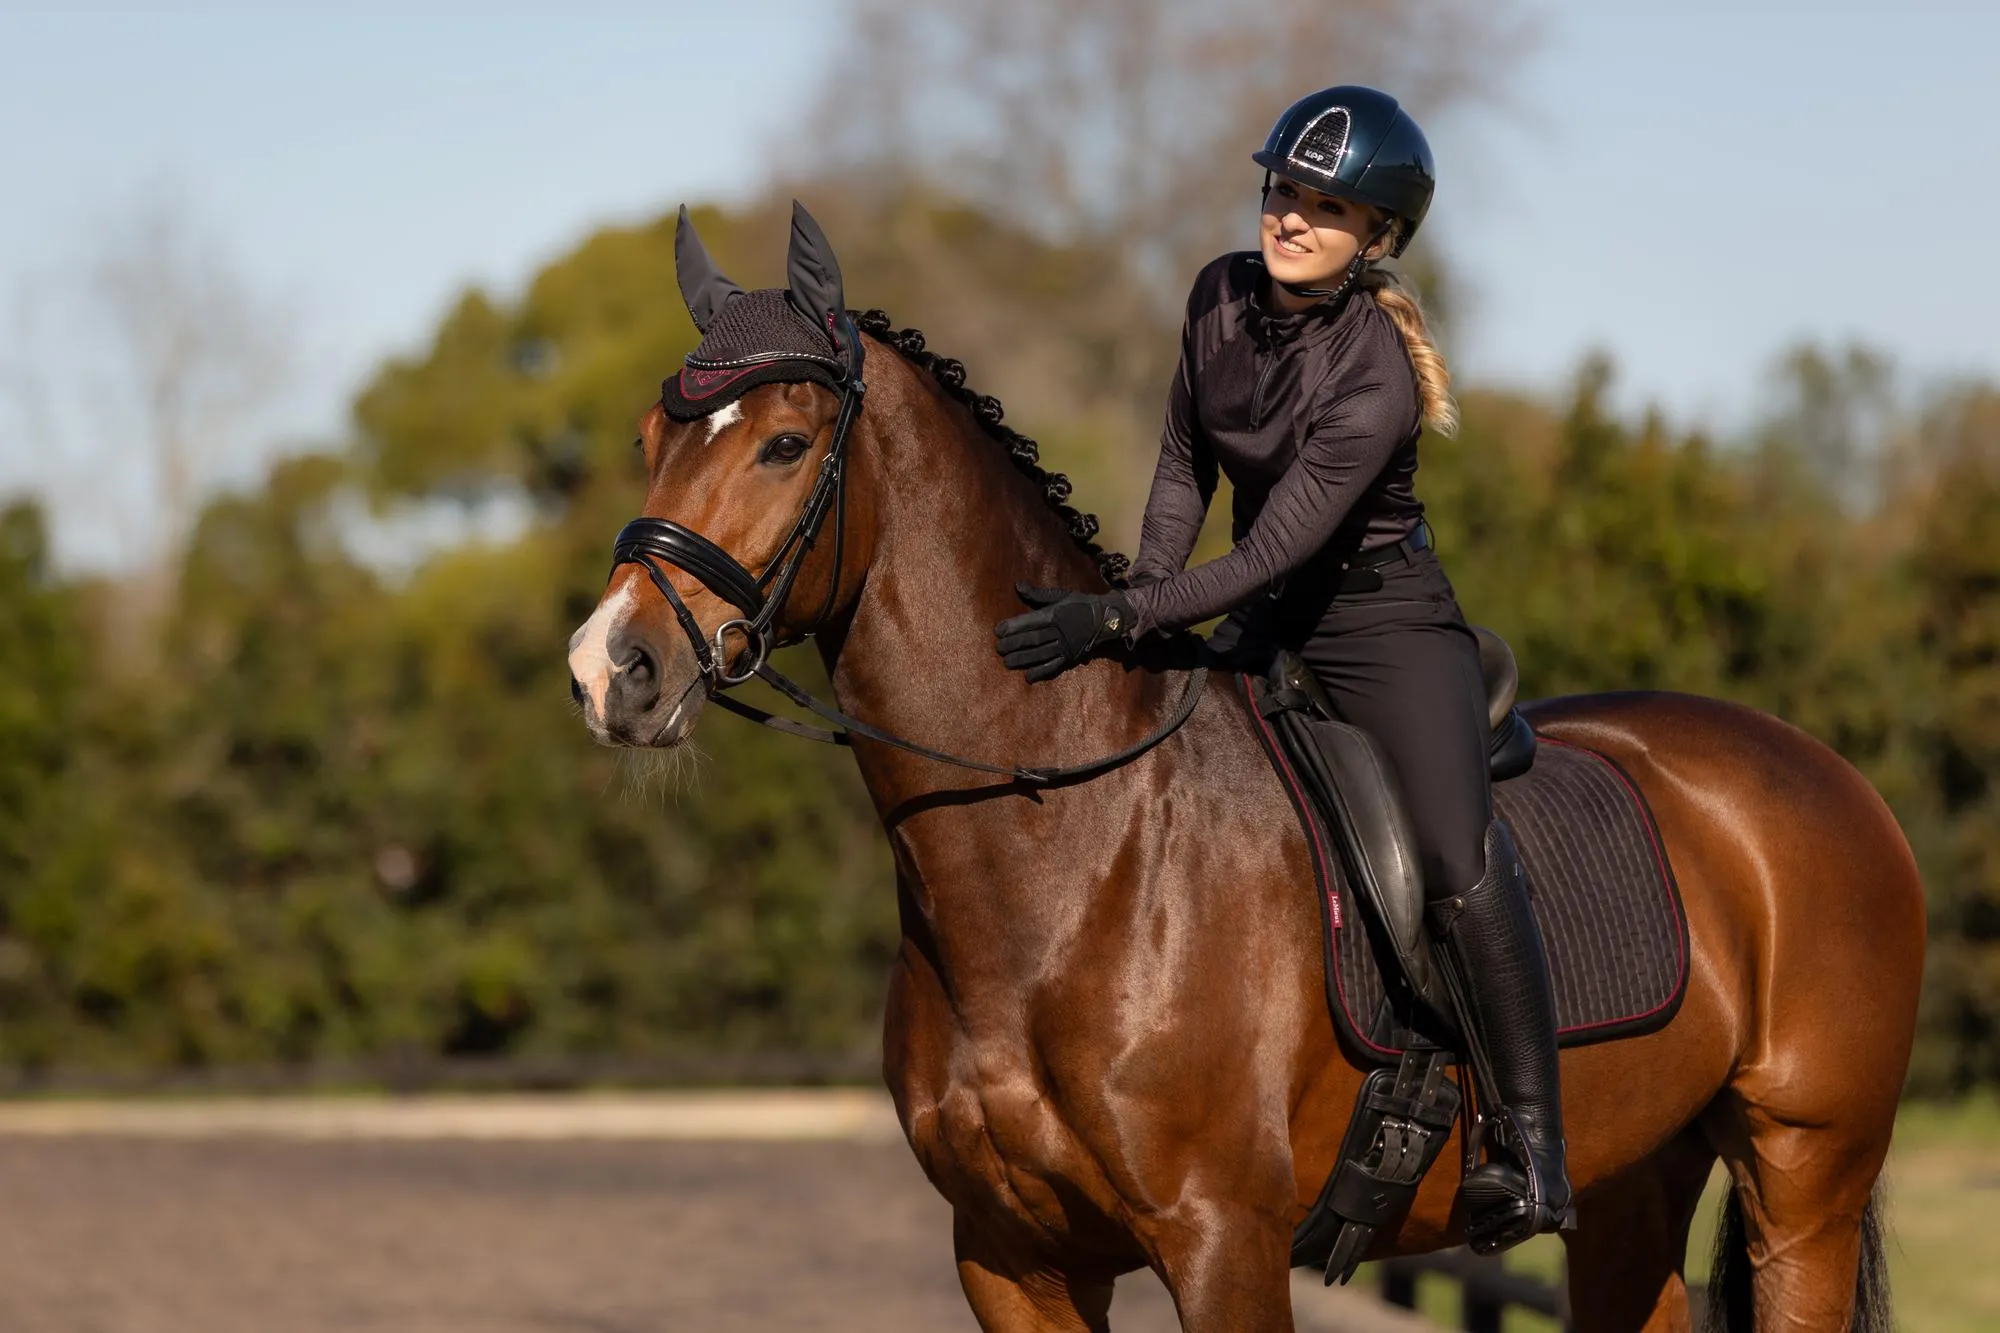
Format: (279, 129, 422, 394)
(572, 619, 705, 748)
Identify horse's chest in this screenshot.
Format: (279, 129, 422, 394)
(899, 1054, 1108, 1243)
(883, 943, 1127, 1247)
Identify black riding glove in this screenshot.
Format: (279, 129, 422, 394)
(993, 584, 1135, 683)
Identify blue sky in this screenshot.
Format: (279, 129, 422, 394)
(1448, 1, 2000, 422)
(3, 2, 1996, 565)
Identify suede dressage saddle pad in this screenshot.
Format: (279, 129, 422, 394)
(1244, 684, 1691, 1064)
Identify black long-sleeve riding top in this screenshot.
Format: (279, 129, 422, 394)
(1123, 251, 1424, 637)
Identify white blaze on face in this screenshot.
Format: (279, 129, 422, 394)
(568, 581, 637, 718)
(703, 400, 743, 444)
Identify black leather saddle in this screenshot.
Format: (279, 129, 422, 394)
(1247, 628, 1530, 1282)
(1254, 626, 1533, 1032)
(1240, 628, 1689, 1283)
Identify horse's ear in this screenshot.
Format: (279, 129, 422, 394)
(785, 200, 846, 342)
(674, 205, 745, 333)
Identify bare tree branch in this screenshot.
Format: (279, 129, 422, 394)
(0, 285, 59, 466)
(769, 2, 1531, 545)
(88, 187, 293, 556)
(801, 0, 1532, 282)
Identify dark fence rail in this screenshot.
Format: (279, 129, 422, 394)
(1379, 1248, 1569, 1331)
(1380, 1250, 1714, 1332)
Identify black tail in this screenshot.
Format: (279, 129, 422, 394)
(1705, 1179, 1892, 1333)
(1705, 1187, 1754, 1333)
(1852, 1180, 1893, 1333)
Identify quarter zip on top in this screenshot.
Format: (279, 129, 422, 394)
(1249, 353, 1278, 430)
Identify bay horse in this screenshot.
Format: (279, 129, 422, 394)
(566, 218, 1922, 1331)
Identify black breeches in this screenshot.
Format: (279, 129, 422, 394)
(1211, 545, 1493, 900)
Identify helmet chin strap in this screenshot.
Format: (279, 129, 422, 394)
(1275, 218, 1394, 301)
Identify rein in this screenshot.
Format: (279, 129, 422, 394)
(607, 317, 1206, 787)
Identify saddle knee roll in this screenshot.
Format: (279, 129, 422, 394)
(1272, 707, 1455, 1029)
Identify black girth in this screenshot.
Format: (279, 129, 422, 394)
(606, 316, 1205, 786)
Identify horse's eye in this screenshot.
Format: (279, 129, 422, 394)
(760, 433, 811, 466)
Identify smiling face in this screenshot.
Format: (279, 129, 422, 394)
(1259, 174, 1393, 293)
(567, 382, 847, 749)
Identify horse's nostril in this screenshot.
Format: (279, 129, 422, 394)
(623, 642, 658, 694)
(603, 630, 665, 716)
(570, 675, 586, 708)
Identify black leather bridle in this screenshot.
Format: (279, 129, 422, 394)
(612, 318, 866, 691)
(604, 316, 1205, 786)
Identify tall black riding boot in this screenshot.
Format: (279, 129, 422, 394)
(1430, 818, 1574, 1254)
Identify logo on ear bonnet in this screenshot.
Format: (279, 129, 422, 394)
(679, 365, 758, 399)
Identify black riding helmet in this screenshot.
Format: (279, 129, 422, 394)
(1253, 85, 1435, 257)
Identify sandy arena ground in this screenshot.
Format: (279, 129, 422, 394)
(0, 1093, 1431, 1333)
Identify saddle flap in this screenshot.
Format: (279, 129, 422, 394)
(1264, 694, 1456, 1031)
(1243, 667, 1691, 1070)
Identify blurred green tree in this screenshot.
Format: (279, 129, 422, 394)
(2, 187, 1995, 1091)
(1892, 387, 2000, 1089)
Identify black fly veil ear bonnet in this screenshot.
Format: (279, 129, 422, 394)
(662, 201, 857, 419)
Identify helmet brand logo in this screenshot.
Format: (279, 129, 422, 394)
(1290, 106, 1352, 175)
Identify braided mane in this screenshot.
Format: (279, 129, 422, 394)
(852, 309, 1130, 587)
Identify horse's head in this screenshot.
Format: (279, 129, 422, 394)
(568, 203, 870, 748)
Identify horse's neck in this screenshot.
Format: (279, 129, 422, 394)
(819, 374, 1154, 810)
(810, 375, 1175, 1011)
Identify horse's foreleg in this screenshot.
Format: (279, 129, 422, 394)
(953, 1211, 1115, 1333)
(1142, 1200, 1296, 1333)
(1562, 1129, 1716, 1331)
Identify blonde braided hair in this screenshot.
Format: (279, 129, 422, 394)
(1360, 268, 1457, 437)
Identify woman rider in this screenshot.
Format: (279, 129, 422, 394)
(991, 86, 1572, 1253)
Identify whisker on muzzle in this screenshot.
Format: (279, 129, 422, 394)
(619, 740, 712, 805)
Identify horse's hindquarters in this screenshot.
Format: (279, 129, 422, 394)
(1523, 692, 1920, 1329)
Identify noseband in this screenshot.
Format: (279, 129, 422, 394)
(602, 316, 1205, 786)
